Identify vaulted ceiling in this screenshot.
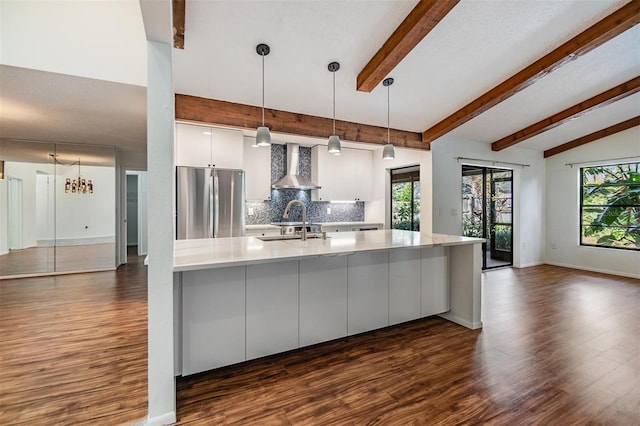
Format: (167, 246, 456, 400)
(1, 0, 638, 168)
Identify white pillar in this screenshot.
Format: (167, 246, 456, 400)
(146, 39, 176, 425)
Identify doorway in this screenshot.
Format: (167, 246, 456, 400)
(390, 166, 420, 231)
(462, 165, 513, 269)
(7, 178, 23, 250)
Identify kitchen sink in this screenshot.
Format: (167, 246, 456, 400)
(256, 233, 327, 241)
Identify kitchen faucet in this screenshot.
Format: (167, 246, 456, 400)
(283, 200, 307, 241)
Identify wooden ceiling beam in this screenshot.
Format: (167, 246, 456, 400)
(173, 0, 185, 49)
(175, 94, 426, 150)
(543, 116, 640, 158)
(356, 0, 459, 93)
(492, 76, 640, 151)
(422, 1, 640, 145)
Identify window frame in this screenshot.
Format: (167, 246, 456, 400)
(579, 162, 639, 251)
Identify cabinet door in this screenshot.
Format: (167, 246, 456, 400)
(421, 246, 449, 317)
(299, 256, 348, 346)
(175, 123, 212, 168)
(347, 252, 389, 335)
(246, 261, 299, 360)
(181, 267, 246, 375)
(355, 149, 373, 201)
(312, 146, 346, 201)
(210, 128, 243, 169)
(389, 248, 422, 325)
(243, 138, 271, 200)
(338, 149, 358, 201)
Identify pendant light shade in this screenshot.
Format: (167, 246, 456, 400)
(328, 135, 341, 154)
(382, 77, 395, 160)
(256, 126, 271, 147)
(328, 62, 341, 155)
(256, 43, 271, 146)
(382, 143, 395, 159)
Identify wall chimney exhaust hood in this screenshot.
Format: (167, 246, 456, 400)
(272, 143, 321, 190)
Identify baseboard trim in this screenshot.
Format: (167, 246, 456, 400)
(145, 411, 176, 425)
(545, 261, 640, 279)
(37, 236, 115, 247)
(0, 267, 116, 280)
(513, 262, 544, 268)
(439, 312, 482, 330)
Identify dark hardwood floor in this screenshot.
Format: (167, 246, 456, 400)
(1, 256, 638, 425)
(0, 246, 147, 425)
(0, 243, 116, 277)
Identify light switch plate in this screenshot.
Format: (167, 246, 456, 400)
(327, 207, 331, 215)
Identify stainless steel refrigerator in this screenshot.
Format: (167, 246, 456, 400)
(176, 167, 245, 239)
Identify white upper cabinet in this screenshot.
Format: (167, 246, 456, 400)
(353, 148, 372, 201)
(311, 146, 373, 202)
(243, 137, 271, 201)
(175, 123, 243, 169)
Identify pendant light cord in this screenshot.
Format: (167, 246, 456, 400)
(332, 71, 336, 135)
(262, 53, 265, 126)
(387, 84, 390, 144)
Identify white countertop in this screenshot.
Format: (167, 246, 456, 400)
(174, 229, 483, 272)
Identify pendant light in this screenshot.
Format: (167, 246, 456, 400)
(327, 61, 341, 155)
(65, 158, 94, 194)
(382, 77, 395, 160)
(256, 43, 271, 147)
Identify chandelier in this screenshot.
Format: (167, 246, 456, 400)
(65, 158, 93, 194)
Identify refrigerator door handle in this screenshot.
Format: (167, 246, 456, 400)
(208, 171, 214, 238)
(213, 172, 220, 238)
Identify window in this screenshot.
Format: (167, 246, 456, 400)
(390, 166, 420, 231)
(580, 162, 639, 250)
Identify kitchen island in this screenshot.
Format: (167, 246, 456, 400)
(173, 230, 483, 376)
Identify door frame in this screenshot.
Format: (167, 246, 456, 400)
(7, 177, 23, 250)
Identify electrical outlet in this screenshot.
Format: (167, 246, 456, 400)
(248, 207, 254, 216)
(327, 207, 331, 215)
(522, 242, 526, 250)
(450, 208, 457, 216)
(551, 243, 557, 249)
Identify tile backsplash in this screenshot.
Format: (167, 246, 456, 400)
(246, 144, 364, 224)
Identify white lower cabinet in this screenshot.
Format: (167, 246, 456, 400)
(299, 256, 348, 346)
(181, 267, 246, 375)
(246, 261, 299, 360)
(421, 247, 450, 316)
(389, 248, 422, 325)
(347, 252, 389, 335)
(179, 246, 456, 375)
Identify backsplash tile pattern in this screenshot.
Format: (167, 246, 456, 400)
(246, 143, 364, 225)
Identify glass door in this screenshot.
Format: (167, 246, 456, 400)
(390, 166, 420, 231)
(462, 166, 513, 269)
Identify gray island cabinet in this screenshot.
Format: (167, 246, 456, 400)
(173, 230, 483, 376)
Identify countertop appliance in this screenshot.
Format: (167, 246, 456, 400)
(177, 166, 245, 239)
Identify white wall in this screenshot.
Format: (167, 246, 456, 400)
(545, 126, 640, 278)
(3, 162, 42, 249)
(56, 165, 115, 244)
(431, 136, 546, 268)
(0, 178, 7, 255)
(366, 146, 433, 233)
(0, 0, 147, 86)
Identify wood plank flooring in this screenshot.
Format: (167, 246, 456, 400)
(1, 259, 638, 425)
(175, 265, 639, 425)
(0, 243, 116, 277)
(0, 247, 147, 425)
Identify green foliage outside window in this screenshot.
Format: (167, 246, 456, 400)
(392, 181, 420, 231)
(581, 162, 640, 250)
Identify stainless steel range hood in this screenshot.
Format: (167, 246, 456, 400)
(272, 143, 321, 190)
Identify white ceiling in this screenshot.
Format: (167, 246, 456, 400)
(0, 0, 638, 167)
